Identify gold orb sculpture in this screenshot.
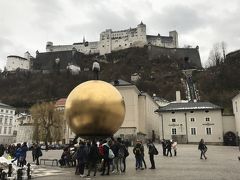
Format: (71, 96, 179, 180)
(65, 80, 125, 137)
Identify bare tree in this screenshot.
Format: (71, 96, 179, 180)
(30, 102, 64, 147)
(207, 42, 227, 67)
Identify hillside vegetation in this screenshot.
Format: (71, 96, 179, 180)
(0, 47, 239, 112)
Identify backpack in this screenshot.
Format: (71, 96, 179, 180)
(135, 147, 141, 156)
(98, 145, 104, 157)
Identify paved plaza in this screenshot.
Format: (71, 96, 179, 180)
(25, 144, 240, 180)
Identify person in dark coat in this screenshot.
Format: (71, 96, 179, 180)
(147, 140, 156, 169)
(101, 140, 112, 176)
(133, 141, 143, 170)
(198, 139, 207, 159)
(34, 143, 42, 165)
(0, 144, 5, 157)
(161, 139, 166, 156)
(21, 142, 28, 166)
(166, 140, 173, 157)
(76, 141, 88, 177)
(87, 141, 100, 177)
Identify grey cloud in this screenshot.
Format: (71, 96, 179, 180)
(147, 5, 209, 34)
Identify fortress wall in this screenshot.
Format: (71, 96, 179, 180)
(148, 46, 202, 69)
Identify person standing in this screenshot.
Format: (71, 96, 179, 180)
(198, 139, 207, 159)
(76, 141, 88, 177)
(0, 144, 5, 157)
(101, 140, 112, 176)
(87, 141, 100, 177)
(140, 141, 147, 169)
(111, 139, 121, 173)
(34, 143, 42, 165)
(161, 139, 166, 156)
(118, 139, 129, 172)
(147, 140, 157, 169)
(172, 141, 177, 156)
(166, 140, 173, 157)
(133, 141, 143, 170)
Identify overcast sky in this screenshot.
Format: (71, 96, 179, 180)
(0, 0, 240, 70)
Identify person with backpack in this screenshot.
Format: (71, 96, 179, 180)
(147, 140, 158, 169)
(101, 140, 113, 176)
(118, 139, 129, 172)
(198, 139, 207, 160)
(133, 141, 144, 170)
(111, 139, 121, 173)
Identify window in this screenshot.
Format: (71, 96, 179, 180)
(0, 116, 2, 124)
(236, 101, 238, 112)
(10, 111, 13, 114)
(4, 116, 8, 124)
(191, 128, 196, 135)
(0, 109, 3, 112)
(8, 127, 12, 134)
(171, 128, 177, 135)
(9, 119, 12, 125)
(206, 127, 212, 135)
(3, 127, 7, 134)
(206, 117, 210, 122)
(6, 110, 8, 113)
(190, 118, 195, 122)
(0, 126, 2, 134)
(172, 118, 176, 123)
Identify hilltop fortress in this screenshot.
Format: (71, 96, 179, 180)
(46, 22, 178, 55)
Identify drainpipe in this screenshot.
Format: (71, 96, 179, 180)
(161, 114, 164, 139)
(184, 112, 188, 144)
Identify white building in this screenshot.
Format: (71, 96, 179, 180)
(0, 102, 16, 144)
(155, 101, 224, 144)
(46, 22, 178, 56)
(112, 80, 161, 143)
(232, 93, 240, 140)
(55, 98, 75, 144)
(14, 113, 34, 143)
(6, 52, 31, 71)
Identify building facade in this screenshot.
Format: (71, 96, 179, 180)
(6, 52, 31, 71)
(0, 103, 16, 144)
(112, 80, 161, 143)
(232, 93, 240, 140)
(156, 101, 224, 144)
(46, 22, 178, 55)
(14, 113, 34, 143)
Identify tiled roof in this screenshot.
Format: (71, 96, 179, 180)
(156, 102, 222, 112)
(0, 102, 14, 109)
(55, 98, 67, 107)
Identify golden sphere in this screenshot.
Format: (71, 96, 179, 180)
(65, 80, 125, 137)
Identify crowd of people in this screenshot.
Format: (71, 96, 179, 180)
(0, 138, 208, 177)
(0, 142, 43, 167)
(58, 137, 208, 177)
(59, 138, 129, 177)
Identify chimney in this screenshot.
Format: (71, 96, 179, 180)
(176, 91, 181, 102)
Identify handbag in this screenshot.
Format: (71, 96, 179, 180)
(153, 145, 158, 155)
(108, 149, 115, 159)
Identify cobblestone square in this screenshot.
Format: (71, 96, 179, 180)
(25, 144, 240, 180)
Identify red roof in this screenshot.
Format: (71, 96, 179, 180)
(55, 98, 67, 107)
